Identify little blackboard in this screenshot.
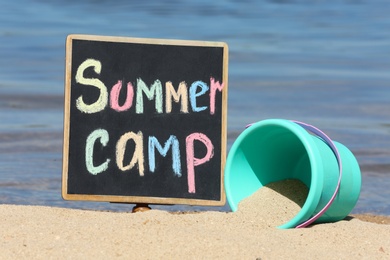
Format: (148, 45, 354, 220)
(62, 34, 228, 206)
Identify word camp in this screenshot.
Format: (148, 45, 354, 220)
(74, 58, 225, 193)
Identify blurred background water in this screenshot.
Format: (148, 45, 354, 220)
(0, 0, 389, 215)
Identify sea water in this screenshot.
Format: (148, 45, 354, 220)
(0, 0, 389, 215)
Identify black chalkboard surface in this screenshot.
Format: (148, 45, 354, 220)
(62, 34, 228, 206)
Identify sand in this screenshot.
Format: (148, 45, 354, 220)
(1, 180, 389, 259)
(0, 206, 389, 259)
(237, 179, 309, 227)
(1, 205, 389, 259)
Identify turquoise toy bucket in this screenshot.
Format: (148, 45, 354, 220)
(224, 119, 361, 229)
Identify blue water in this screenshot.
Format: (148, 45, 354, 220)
(0, 0, 389, 215)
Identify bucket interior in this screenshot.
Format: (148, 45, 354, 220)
(245, 124, 311, 185)
(226, 122, 314, 212)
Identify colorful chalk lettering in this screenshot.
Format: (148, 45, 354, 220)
(186, 133, 214, 193)
(116, 131, 144, 176)
(110, 80, 134, 112)
(85, 128, 110, 175)
(149, 135, 181, 177)
(75, 58, 222, 115)
(84, 128, 217, 192)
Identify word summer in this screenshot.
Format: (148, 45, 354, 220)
(86, 130, 214, 194)
(75, 59, 225, 114)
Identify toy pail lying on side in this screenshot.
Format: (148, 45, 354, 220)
(224, 119, 361, 229)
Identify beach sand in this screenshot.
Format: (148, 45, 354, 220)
(1, 204, 389, 259)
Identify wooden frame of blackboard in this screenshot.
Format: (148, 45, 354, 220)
(62, 34, 228, 206)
